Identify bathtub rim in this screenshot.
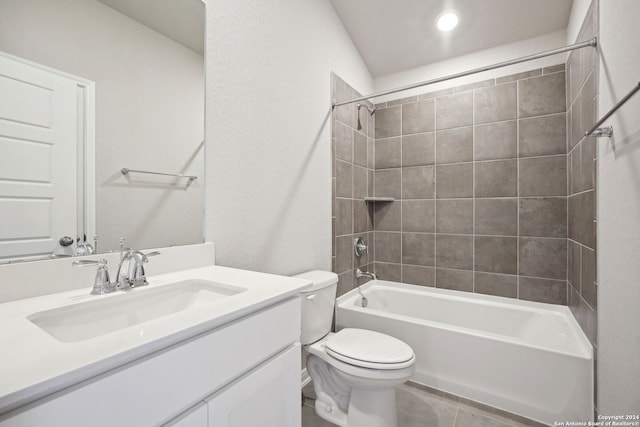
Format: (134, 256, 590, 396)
(336, 280, 593, 361)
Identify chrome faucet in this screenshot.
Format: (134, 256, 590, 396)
(355, 268, 376, 308)
(73, 259, 115, 295)
(115, 249, 160, 290)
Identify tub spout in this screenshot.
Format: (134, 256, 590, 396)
(355, 268, 376, 307)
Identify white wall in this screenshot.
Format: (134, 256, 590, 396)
(0, 0, 204, 253)
(204, 0, 372, 275)
(597, 0, 640, 415)
(567, 0, 593, 44)
(373, 31, 567, 103)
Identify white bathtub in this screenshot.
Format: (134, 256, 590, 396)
(335, 281, 593, 426)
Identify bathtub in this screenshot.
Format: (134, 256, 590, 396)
(335, 281, 593, 426)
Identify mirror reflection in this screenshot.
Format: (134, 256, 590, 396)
(0, 0, 205, 262)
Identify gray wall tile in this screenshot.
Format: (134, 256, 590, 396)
(518, 72, 566, 118)
(519, 113, 567, 157)
(568, 190, 595, 248)
(436, 199, 473, 234)
(519, 198, 567, 238)
(436, 92, 473, 130)
(474, 272, 518, 298)
(402, 233, 435, 266)
(335, 235, 354, 274)
(475, 121, 517, 161)
(374, 262, 402, 282)
(581, 247, 596, 309)
(375, 201, 401, 231)
(475, 198, 517, 236)
(353, 131, 367, 167)
(569, 97, 582, 151)
(436, 127, 473, 164)
(474, 82, 517, 124)
(475, 236, 518, 275)
(496, 69, 541, 84)
(375, 169, 402, 198)
(335, 198, 353, 236)
(436, 164, 473, 198)
(387, 95, 418, 106)
(402, 200, 435, 232)
(519, 237, 567, 280)
(402, 133, 435, 167)
(353, 200, 372, 234)
(454, 78, 495, 93)
(335, 160, 352, 198)
(519, 156, 566, 196)
(353, 165, 367, 199)
(435, 268, 473, 292)
(436, 234, 473, 270)
(403, 166, 436, 199)
(335, 121, 352, 162)
(375, 137, 402, 169)
(519, 277, 567, 305)
(475, 159, 517, 198)
(568, 239, 581, 289)
(375, 232, 402, 263)
(402, 99, 435, 135)
(402, 265, 435, 287)
(375, 105, 401, 138)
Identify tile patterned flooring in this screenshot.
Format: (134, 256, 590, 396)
(302, 382, 546, 427)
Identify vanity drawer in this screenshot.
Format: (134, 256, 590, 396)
(0, 297, 301, 427)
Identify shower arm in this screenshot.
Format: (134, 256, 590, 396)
(332, 37, 597, 108)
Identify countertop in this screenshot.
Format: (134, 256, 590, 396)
(0, 265, 311, 414)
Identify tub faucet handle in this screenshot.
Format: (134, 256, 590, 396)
(354, 237, 368, 257)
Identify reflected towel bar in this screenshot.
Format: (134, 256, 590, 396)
(586, 81, 640, 137)
(121, 168, 198, 185)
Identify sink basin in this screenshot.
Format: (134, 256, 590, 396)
(27, 280, 247, 343)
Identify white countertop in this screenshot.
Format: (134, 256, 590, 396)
(0, 266, 311, 414)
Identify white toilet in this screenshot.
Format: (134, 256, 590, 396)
(296, 270, 415, 427)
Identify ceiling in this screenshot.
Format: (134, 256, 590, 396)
(330, 0, 573, 77)
(98, 0, 204, 55)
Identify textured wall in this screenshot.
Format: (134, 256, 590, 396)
(204, 0, 372, 275)
(597, 0, 640, 415)
(566, 0, 599, 355)
(331, 66, 572, 305)
(330, 74, 375, 296)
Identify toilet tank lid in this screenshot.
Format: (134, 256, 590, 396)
(294, 270, 338, 293)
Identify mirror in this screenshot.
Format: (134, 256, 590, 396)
(0, 0, 205, 262)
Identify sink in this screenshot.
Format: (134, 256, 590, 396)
(27, 280, 247, 343)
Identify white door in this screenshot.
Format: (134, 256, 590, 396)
(206, 345, 301, 427)
(0, 54, 78, 261)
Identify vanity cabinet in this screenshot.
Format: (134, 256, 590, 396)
(0, 298, 302, 427)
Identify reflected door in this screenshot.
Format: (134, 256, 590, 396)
(0, 54, 78, 261)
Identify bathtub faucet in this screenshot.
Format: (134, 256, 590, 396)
(355, 268, 376, 308)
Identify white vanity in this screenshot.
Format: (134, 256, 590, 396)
(0, 263, 311, 427)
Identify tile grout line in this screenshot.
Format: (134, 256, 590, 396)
(516, 78, 521, 299)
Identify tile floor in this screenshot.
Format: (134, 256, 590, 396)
(302, 381, 546, 427)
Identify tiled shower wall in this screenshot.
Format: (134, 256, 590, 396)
(567, 0, 598, 347)
(331, 73, 376, 297)
(371, 66, 569, 304)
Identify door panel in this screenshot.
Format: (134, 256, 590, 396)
(0, 54, 78, 260)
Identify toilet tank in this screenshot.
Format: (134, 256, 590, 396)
(294, 270, 338, 345)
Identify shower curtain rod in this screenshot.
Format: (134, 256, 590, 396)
(332, 37, 598, 108)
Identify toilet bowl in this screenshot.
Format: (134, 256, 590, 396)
(296, 271, 415, 427)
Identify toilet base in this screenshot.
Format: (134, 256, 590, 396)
(314, 387, 397, 427)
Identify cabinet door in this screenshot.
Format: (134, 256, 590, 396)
(207, 345, 301, 427)
(164, 402, 207, 427)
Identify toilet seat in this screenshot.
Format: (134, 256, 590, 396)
(325, 328, 415, 370)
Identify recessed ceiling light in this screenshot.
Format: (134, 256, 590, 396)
(436, 11, 460, 32)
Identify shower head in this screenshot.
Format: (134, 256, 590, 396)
(357, 104, 376, 115)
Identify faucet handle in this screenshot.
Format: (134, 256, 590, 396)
(73, 259, 114, 295)
(130, 251, 160, 287)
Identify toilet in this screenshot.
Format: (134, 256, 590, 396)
(296, 270, 415, 427)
